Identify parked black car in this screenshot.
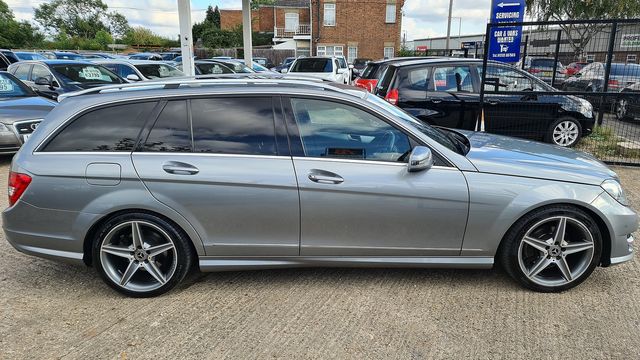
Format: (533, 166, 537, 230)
(0, 72, 56, 153)
(181, 59, 256, 75)
(374, 58, 595, 147)
(0, 49, 20, 64)
(7, 60, 125, 101)
(253, 57, 274, 68)
(271, 57, 296, 73)
(615, 82, 640, 121)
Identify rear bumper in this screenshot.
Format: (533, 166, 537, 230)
(3, 200, 85, 265)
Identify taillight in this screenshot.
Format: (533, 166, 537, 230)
(385, 88, 399, 105)
(528, 68, 541, 74)
(8, 171, 31, 207)
(608, 79, 620, 89)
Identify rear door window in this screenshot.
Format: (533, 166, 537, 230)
(191, 97, 277, 155)
(143, 101, 191, 152)
(432, 66, 474, 92)
(13, 64, 31, 81)
(43, 102, 155, 152)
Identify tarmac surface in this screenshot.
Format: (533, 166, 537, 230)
(1, 156, 639, 359)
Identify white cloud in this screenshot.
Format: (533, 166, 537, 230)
(6, 0, 493, 40)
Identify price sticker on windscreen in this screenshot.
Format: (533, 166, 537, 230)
(81, 67, 103, 80)
(0, 79, 14, 92)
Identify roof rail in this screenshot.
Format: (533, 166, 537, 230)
(57, 75, 352, 102)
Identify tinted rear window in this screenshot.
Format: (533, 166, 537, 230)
(144, 101, 191, 152)
(43, 102, 155, 152)
(361, 63, 379, 79)
(530, 58, 560, 68)
(291, 58, 332, 73)
(191, 97, 276, 155)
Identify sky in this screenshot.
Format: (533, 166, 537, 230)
(6, 0, 493, 41)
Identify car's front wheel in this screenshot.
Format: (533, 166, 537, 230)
(92, 212, 194, 297)
(546, 117, 582, 147)
(500, 206, 602, 292)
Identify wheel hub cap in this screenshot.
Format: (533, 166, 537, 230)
(134, 249, 148, 261)
(548, 245, 562, 257)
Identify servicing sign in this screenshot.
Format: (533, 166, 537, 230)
(488, 0, 525, 63)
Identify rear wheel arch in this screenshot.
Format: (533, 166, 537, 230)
(82, 208, 198, 267)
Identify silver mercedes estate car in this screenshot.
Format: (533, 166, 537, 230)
(3, 78, 637, 297)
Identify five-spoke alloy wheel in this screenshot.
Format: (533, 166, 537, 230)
(501, 206, 602, 292)
(93, 213, 194, 297)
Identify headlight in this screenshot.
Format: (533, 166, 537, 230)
(0, 123, 9, 132)
(577, 98, 593, 118)
(601, 179, 629, 206)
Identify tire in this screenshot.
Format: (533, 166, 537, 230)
(499, 205, 602, 293)
(92, 212, 194, 297)
(545, 117, 582, 147)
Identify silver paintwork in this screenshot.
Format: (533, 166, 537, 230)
(2, 79, 638, 286)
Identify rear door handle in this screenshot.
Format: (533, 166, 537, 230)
(162, 161, 199, 175)
(308, 170, 344, 184)
(486, 98, 501, 105)
(429, 98, 443, 104)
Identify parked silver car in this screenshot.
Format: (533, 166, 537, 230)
(3, 79, 637, 297)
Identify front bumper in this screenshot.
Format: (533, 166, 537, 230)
(591, 192, 639, 266)
(0, 129, 21, 154)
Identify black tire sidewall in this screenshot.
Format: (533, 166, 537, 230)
(499, 206, 602, 293)
(546, 117, 582, 147)
(92, 212, 194, 298)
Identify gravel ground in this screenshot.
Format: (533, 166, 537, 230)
(0, 156, 639, 359)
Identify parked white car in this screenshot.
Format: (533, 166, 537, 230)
(92, 59, 183, 82)
(284, 56, 351, 84)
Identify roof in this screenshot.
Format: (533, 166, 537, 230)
(93, 59, 174, 66)
(387, 57, 484, 67)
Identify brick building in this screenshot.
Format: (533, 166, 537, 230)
(219, 0, 404, 61)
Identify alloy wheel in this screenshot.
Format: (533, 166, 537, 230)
(552, 121, 579, 146)
(616, 99, 628, 120)
(517, 216, 595, 287)
(99, 221, 178, 292)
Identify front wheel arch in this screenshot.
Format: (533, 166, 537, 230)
(496, 202, 611, 268)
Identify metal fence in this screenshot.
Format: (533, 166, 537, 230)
(481, 19, 640, 165)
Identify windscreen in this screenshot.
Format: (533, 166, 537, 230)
(51, 64, 123, 84)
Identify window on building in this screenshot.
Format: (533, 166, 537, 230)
(347, 46, 358, 63)
(317, 45, 343, 57)
(384, 47, 395, 59)
(627, 54, 637, 64)
(586, 54, 595, 63)
(285, 12, 299, 32)
(324, 3, 336, 26)
(385, 4, 396, 23)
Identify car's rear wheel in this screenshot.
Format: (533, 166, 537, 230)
(92, 212, 194, 297)
(500, 206, 602, 292)
(546, 117, 582, 147)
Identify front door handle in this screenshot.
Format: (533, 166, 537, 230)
(308, 170, 344, 184)
(486, 98, 501, 105)
(162, 161, 199, 175)
(429, 98, 443, 104)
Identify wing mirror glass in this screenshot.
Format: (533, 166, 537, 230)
(281, 68, 288, 74)
(407, 146, 434, 172)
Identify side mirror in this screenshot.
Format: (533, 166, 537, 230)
(34, 77, 51, 86)
(348, 64, 354, 69)
(407, 146, 434, 172)
(126, 74, 141, 81)
(337, 68, 347, 74)
(281, 68, 288, 74)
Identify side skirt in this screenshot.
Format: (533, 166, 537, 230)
(198, 256, 494, 272)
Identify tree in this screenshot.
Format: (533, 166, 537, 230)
(34, 0, 129, 39)
(525, 0, 640, 58)
(193, 5, 221, 42)
(108, 13, 130, 41)
(212, 6, 221, 29)
(0, 0, 44, 48)
(94, 30, 113, 50)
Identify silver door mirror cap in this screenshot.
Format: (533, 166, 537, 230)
(407, 146, 434, 172)
(126, 74, 141, 81)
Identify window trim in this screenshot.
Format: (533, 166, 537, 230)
(281, 95, 451, 167)
(323, 3, 336, 26)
